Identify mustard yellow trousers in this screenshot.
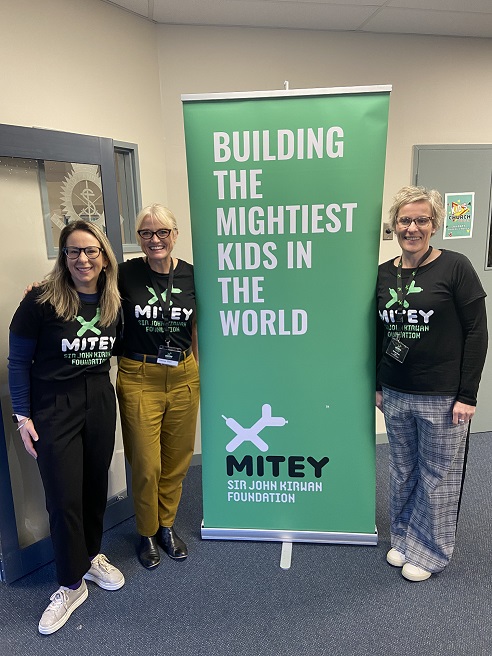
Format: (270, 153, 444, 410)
(116, 353, 200, 536)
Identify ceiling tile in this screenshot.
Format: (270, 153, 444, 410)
(152, 0, 377, 31)
(388, 0, 492, 11)
(270, 0, 387, 5)
(363, 6, 492, 37)
(106, 0, 150, 18)
(100, 0, 492, 37)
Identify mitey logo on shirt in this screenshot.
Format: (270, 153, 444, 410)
(134, 286, 193, 321)
(385, 280, 422, 309)
(61, 308, 115, 352)
(379, 284, 434, 326)
(146, 285, 181, 307)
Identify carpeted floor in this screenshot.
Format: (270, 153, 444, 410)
(1, 434, 491, 656)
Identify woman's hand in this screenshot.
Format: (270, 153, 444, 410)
(452, 401, 475, 426)
(24, 281, 41, 296)
(19, 420, 39, 459)
(375, 391, 383, 412)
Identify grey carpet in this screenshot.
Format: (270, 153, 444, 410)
(1, 434, 491, 655)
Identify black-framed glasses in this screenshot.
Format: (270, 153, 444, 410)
(63, 246, 104, 260)
(137, 228, 172, 240)
(396, 216, 432, 227)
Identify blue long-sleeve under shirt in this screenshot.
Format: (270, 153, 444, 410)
(8, 291, 101, 417)
(8, 332, 37, 417)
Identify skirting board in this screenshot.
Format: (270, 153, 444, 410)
(201, 521, 378, 545)
(376, 432, 388, 444)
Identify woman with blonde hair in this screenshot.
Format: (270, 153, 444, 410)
(116, 204, 200, 569)
(376, 186, 487, 582)
(9, 220, 124, 634)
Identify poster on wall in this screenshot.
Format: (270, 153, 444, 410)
(443, 192, 475, 239)
(182, 85, 391, 544)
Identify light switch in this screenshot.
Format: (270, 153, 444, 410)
(382, 222, 393, 240)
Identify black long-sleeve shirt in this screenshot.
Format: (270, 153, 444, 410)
(376, 250, 488, 405)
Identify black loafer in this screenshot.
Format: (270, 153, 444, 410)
(137, 535, 160, 569)
(157, 526, 188, 560)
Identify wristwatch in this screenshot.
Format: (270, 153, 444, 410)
(12, 414, 24, 424)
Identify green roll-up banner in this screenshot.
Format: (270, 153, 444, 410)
(182, 86, 391, 544)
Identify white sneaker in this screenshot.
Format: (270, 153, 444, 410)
(84, 553, 125, 590)
(386, 548, 406, 567)
(38, 581, 88, 635)
(402, 563, 432, 581)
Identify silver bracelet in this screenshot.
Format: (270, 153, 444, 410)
(16, 418, 31, 431)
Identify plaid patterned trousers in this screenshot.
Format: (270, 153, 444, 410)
(382, 387, 469, 573)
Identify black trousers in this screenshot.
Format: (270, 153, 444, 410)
(32, 373, 116, 586)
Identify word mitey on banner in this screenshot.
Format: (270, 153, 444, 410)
(182, 85, 391, 544)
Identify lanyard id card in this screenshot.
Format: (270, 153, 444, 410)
(157, 344, 181, 367)
(388, 245, 432, 364)
(386, 337, 409, 363)
(146, 260, 181, 366)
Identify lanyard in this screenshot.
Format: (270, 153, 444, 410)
(395, 245, 432, 313)
(146, 259, 174, 346)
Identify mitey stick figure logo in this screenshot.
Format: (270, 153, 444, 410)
(222, 404, 288, 453)
(146, 285, 182, 307)
(76, 308, 101, 337)
(385, 280, 422, 309)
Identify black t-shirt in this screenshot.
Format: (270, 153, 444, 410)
(10, 288, 116, 381)
(376, 249, 487, 402)
(118, 257, 196, 354)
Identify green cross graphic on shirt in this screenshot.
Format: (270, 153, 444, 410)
(76, 307, 102, 337)
(146, 286, 182, 307)
(385, 280, 423, 309)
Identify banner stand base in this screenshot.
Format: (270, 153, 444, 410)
(280, 542, 293, 569)
(201, 521, 378, 546)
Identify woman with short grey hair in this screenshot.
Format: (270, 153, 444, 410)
(376, 186, 487, 581)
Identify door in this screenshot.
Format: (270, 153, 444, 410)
(0, 124, 133, 583)
(413, 144, 492, 432)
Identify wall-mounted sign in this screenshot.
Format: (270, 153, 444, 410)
(444, 192, 474, 239)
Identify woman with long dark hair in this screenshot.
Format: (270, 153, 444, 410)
(9, 220, 124, 634)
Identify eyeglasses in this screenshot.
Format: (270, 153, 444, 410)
(63, 246, 104, 260)
(396, 216, 432, 228)
(137, 228, 172, 240)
